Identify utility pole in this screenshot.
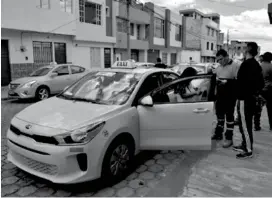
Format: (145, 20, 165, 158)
(227, 29, 229, 54)
(127, 0, 131, 60)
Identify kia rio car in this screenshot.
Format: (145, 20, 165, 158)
(8, 63, 88, 101)
(7, 60, 215, 184)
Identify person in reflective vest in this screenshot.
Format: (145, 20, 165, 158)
(212, 49, 241, 148)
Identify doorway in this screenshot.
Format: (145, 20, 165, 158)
(1, 40, 11, 86)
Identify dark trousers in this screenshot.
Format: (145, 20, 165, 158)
(237, 97, 256, 153)
(264, 96, 272, 130)
(215, 99, 237, 140)
(253, 96, 265, 128)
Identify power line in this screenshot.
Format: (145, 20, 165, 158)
(206, 0, 257, 10)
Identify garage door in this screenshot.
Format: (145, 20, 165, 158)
(171, 53, 177, 65)
(1, 40, 11, 86)
(147, 49, 159, 63)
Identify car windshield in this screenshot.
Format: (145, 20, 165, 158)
(191, 65, 206, 73)
(29, 67, 52, 77)
(58, 71, 143, 105)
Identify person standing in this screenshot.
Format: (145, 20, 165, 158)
(154, 58, 167, 69)
(233, 42, 264, 159)
(212, 49, 240, 148)
(260, 52, 272, 131)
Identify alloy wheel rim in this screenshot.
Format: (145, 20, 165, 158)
(110, 144, 130, 176)
(38, 89, 49, 100)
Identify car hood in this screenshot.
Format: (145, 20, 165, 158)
(15, 97, 121, 130)
(11, 77, 42, 85)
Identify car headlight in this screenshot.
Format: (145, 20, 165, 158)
(54, 121, 105, 145)
(22, 81, 36, 88)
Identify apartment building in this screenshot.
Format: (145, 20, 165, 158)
(268, 3, 272, 24)
(113, 1, 150, 62)
(144, 2, 183, 65)
(1, 0, 115, 85)
(223, 40, 261, 61)
(180, 9, 221, 63)
(217, 32, 224, 51)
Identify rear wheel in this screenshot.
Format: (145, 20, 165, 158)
(101, 137, 134, 184)
(36, 87, 50, 101)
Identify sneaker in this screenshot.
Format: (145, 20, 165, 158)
(236, 152, 253, 159)
(223, 140, 233, 148)
(233, 145, 245, 152)
(211, 134, 223, 141)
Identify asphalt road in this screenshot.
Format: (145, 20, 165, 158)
(1, 99, 187, 197)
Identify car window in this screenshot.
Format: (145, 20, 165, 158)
(71, 65, 85, 74)
(162, 72, 179, 84)
(29, 67, 53, 77)
(132, 73, 162, 106)
(151, 76, 214, 104)
(53, 66, 69, 76)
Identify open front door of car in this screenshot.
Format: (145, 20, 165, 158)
(137, 75, 216, 151)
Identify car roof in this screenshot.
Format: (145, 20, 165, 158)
(90, 67, 174, 75)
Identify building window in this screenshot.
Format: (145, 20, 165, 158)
(162, 53, 168, 64)
(154, 17, 165, 38)
(106, 6, 110, 17)
(33, 41, 53, 64)
(130, 23, 134, 36)
(117, 17, 127, 33)
(39, 0, 50, 9)
(175, 24, 182, 41)
(207, 27, 210, 36)
(54, 43, 67, 64)
(212, 29, 214, 37)
(145, 24, 149, 40)
(60, 0, 72, 13)
(137, 25, 140, 40)
(211, 43, 214, 51)
(79, 0, 102, 25)
(207, 42, 209, 50)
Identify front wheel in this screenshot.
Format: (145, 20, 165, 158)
(101, 138, 134, 184)
(36, 87, 50, 101)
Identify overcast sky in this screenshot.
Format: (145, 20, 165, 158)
(140, 0, 272, 53)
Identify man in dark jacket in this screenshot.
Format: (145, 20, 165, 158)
(233, 42, 265, 159)
(154, 58, 167, 69)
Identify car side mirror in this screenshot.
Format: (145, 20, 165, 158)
(139, 95, 153, 107)
(50, 72, 58, 77)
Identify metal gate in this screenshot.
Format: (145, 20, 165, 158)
(104, 48, 111, 68)
(1, 40, 11, 86)
(147, 49, 159, 63)
(171, 53, 177, 65)
(54, 43, 67, 64)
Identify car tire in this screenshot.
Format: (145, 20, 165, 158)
(101, 136, 134, 184)
(35, 86, 50, 101)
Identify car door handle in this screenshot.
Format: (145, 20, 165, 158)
(193, 108, 210, 113)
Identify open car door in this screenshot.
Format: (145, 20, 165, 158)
(137, 74, 216, 150)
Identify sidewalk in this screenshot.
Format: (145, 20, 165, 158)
(147, 113, 272, 197)
(1, 86, 9, 100)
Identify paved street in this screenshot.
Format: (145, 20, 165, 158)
(2, 98, 272, 197)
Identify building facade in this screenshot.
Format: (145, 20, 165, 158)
(180, 9, 221, 63)
(1, 0, 116, 85)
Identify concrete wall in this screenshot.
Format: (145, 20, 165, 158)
(182, 17, 201, 50)
(1, 0, 76, 35)
(169, 11, 182, 48)
(181, 50, 201, 63)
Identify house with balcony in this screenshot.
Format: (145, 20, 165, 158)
(113, 1, 150, 62)
(1, 0, 116, 85)
(180, 9, 221, 63)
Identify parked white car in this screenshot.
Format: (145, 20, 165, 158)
(7, 60, 215, 184)
(8, 63, 89, 101)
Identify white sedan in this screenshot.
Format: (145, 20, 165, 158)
(7, 61, 215, 184)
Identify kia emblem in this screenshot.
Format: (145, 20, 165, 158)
(25, 124, 32, 129)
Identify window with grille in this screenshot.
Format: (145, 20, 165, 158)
(207, 42, 209, 50)
(145, 24, 149, 40)
(33, 41, 53, 64)
(162, 53, 168, 64)
(175, 24, 182, 41)
(117, 17, 127, 33)
(137, 25, 140, 40)
(60, 0, 72, 13)
(39, 0, 50, 9)
(130, 23, 134, 36)
(211, 43, 214, 51)
(79, 0, 101, 25)
(154, 17, 165, 38)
